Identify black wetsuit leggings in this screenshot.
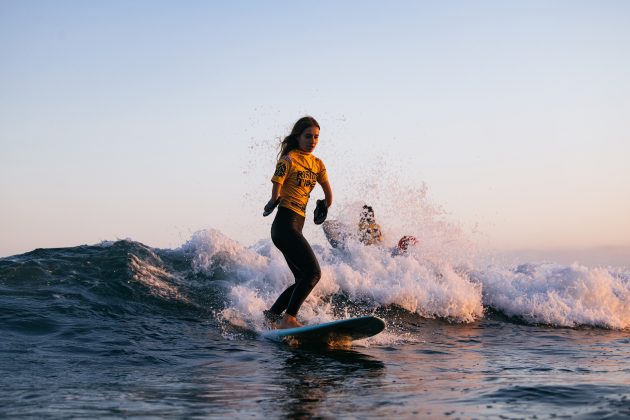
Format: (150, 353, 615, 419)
(269, 207, 321, 317)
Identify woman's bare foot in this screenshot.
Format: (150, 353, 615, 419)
(275, 314, 303, 329)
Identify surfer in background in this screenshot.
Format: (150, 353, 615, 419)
(262, 116, 333, 329)
(324, 204, 418, 256)
(358, 205, 384, 245)
(358, 204, 418, 255)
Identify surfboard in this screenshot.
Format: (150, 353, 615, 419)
(262, 315, 385, 345)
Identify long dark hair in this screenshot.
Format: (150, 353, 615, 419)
(278, 116, 320, 158)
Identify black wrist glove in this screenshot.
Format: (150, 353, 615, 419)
(313, 199, 328, 225)
(263, 199, 280, 217)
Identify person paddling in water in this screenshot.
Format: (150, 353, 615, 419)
(359, 204, 418, 255)
(262, 116, 333, 329)
(323, 204, 418, 255)
(357, 205, 384, 245)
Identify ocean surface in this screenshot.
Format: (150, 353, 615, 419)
(1, 227, 629, 419)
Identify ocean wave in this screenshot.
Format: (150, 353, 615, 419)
(0, 241, 196, 325)
(188, 229, 486, 328)
(2, 230, 629, 332)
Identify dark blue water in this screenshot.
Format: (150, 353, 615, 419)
(1, 239, 629, 418)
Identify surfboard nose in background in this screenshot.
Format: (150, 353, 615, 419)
(261, 316, 385, 345)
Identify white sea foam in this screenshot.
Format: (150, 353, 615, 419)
(179, 228, 269, 282)
(182, 225, 484, 337)
(316, 239, 483, 322)
(479, 263, 630, 329)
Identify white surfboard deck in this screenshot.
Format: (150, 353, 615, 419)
(262, 315, 385, 345)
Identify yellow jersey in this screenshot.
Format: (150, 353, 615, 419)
(271, 150, 328, 216)
(358, 221, 384, 245)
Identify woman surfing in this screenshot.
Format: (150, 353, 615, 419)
(262, 116, 333, 329)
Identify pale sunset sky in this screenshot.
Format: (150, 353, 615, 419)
(1, 1, 629, 263)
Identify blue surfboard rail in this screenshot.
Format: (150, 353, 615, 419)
(261, 315, 385, 344)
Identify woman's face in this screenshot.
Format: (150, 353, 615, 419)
(297, 126, 319, 154)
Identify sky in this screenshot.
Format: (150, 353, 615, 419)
(1, 0, 629, 262)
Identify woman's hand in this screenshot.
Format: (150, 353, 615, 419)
(263, 198, 280, 217)
(264, 182, 282, 217)
(313, 199, 328, 224)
